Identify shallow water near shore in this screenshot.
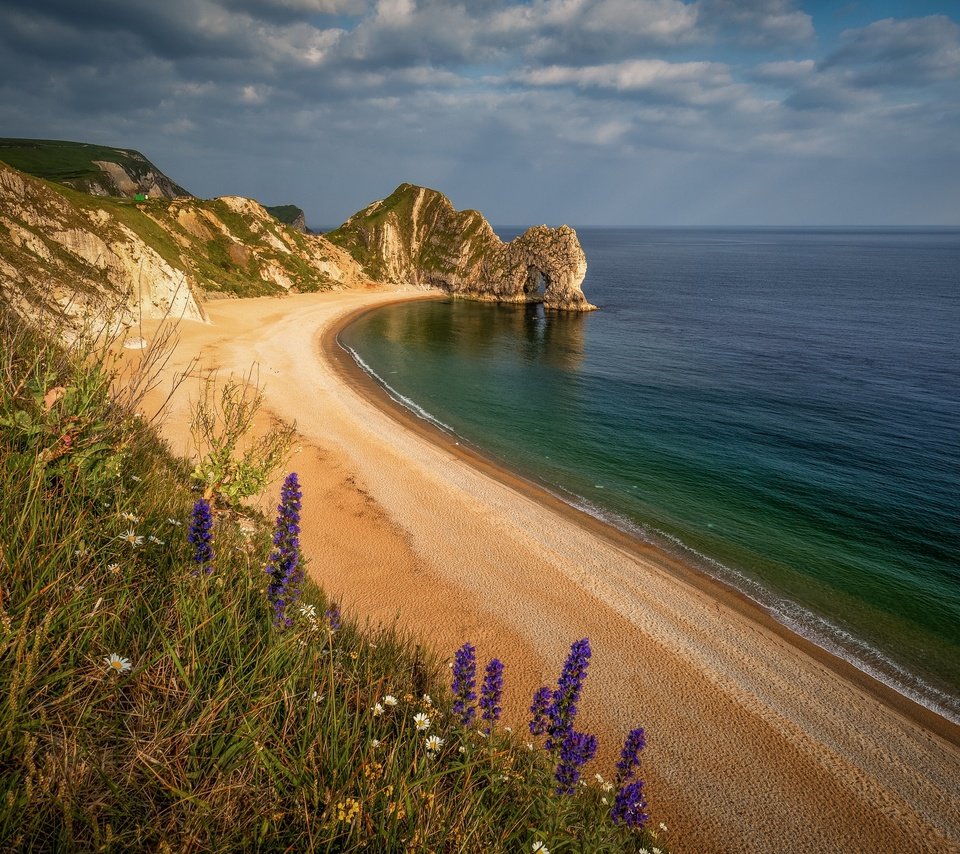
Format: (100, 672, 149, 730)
(340, 227, 960, 721)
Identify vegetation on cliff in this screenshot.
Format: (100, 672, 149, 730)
(0, 138, 191, 200)
(0, 303, 664, 851)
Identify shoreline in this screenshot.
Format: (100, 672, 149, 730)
(325, 296, 960, 749)
(141, 287, 960, 852)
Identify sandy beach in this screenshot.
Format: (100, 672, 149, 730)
(141, 287, 960, 853)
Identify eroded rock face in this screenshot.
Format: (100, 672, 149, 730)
(328, 184, 596, 311)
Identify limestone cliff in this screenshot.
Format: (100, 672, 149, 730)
(0, 138, 191, 200)
(327, 184, 595, 311)
(0, 161, 367, 329)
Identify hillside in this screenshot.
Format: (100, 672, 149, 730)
(0, 160, 367, 327)
(0, 138, 191, 199)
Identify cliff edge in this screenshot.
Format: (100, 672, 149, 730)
(327, 184, 595, 311)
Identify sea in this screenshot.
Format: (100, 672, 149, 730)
(338, 227, 960, 722)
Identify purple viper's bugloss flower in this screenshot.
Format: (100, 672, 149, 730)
(616, 726, 647, 785)
(545, 637, 591, 751)
(610, 779, 649, 829)
(325, 601, 341, 631)
(187, 498, 214, 572)
(529, 686, 551, 736)
(265, 472, 303, 628)
(451, 642, 477, 726)
(554, 729, 597, 795)
(479, 658, 504, 732)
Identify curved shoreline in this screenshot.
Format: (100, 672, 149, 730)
(324, 295, 960, 750)
(141, 287, 960, 852)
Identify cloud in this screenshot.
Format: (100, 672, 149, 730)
(821, 15, 960, 87)
(696, 0, 813, 46)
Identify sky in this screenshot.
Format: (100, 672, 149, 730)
(0, 0, 958, 227)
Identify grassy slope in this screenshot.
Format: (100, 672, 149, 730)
(0, 138, 191, 198)
(0, 163, 339, 300)
(0, 307, 666, 852)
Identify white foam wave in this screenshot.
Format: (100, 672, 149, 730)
(339, 340, 458, 436)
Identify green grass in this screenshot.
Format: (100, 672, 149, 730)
(0, 138, 189, 198)
(0, 301, 667, 852)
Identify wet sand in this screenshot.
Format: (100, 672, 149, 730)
(141, 287, 960, 853)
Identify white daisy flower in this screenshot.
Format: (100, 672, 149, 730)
(383, 694, 398, 707)
(372, 703, 385, 717)
(532, 843, 549, 854)
(106, 563, 120, 575)
(118, 528, 144, 547)
(424, 735, 444, 752)
(413, 712, 430, 731)
(104, 653, 131, 674)
(421, 694, 432, 706)
(121, 512, 140, 523)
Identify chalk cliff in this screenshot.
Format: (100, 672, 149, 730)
(327, 184, 595, 311)
(0, 161, 366, 329)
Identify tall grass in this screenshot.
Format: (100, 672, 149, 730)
(0, 304, 668, 852)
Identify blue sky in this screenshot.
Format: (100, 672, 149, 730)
(0, 0, 958, 226)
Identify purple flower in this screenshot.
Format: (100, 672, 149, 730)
(545, 637, 591, 751)
(187, 498, 214, 572)
(325, 601, 341, 631)
(529, 686, 551, 736)
(554, 729, 597, 794)
(451, 642, 477, 726)
(610, 779, 649, 829)
(616, 726, 646, 785)
(479, 658, 504, 732)
(265, 473, 303, 628)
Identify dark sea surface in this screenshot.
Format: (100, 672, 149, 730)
(339, 228, 960, 721)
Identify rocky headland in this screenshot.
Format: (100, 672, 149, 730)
(327, 183, 595, 311)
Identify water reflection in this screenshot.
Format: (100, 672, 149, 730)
(369, 299, 586, 371)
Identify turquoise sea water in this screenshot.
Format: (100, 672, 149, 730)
(339, 228, 960, 721)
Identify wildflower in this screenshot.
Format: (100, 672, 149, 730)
(121, 511, 140, 523)
(422, 694, 432, 707)
(373, 703, 385, 716)
(370, 739, 381, 748)
(659, 822, 668, 832)
(334, 797, 360, 824)
(479, 657, 504, 733)
(616, 726, 646, 785)
(555, 729, 597, 795)
(424, 735, 444, 752)
(546, 638, 591, 751)
(526, 742, 534, 751)
(167, 517, 182, 526)
(529, 685, 551, 736)
(451, 642, 477, 726)
(106, 563, 120, 575)
(413, 712, 430, 731)
(383, 695, 398, 707)
(601, 796, 608, 805)
(103, 653, 132, 674)
(532, 843, 550, 854)
(264, 473, 303, 627)
(118, 528, 144, 547)
(300, 604, 317, 620)
(325, 601, 341, 631)
(311, 691, 324, 703)
(458, 746, 466, 754)
(187, 498, 214, 573)
(595, 773, 605, 785)
(147, 535, 165, 545)
(610, 779, 649, 829)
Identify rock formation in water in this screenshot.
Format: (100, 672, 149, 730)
(327, 183, 595, 311)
